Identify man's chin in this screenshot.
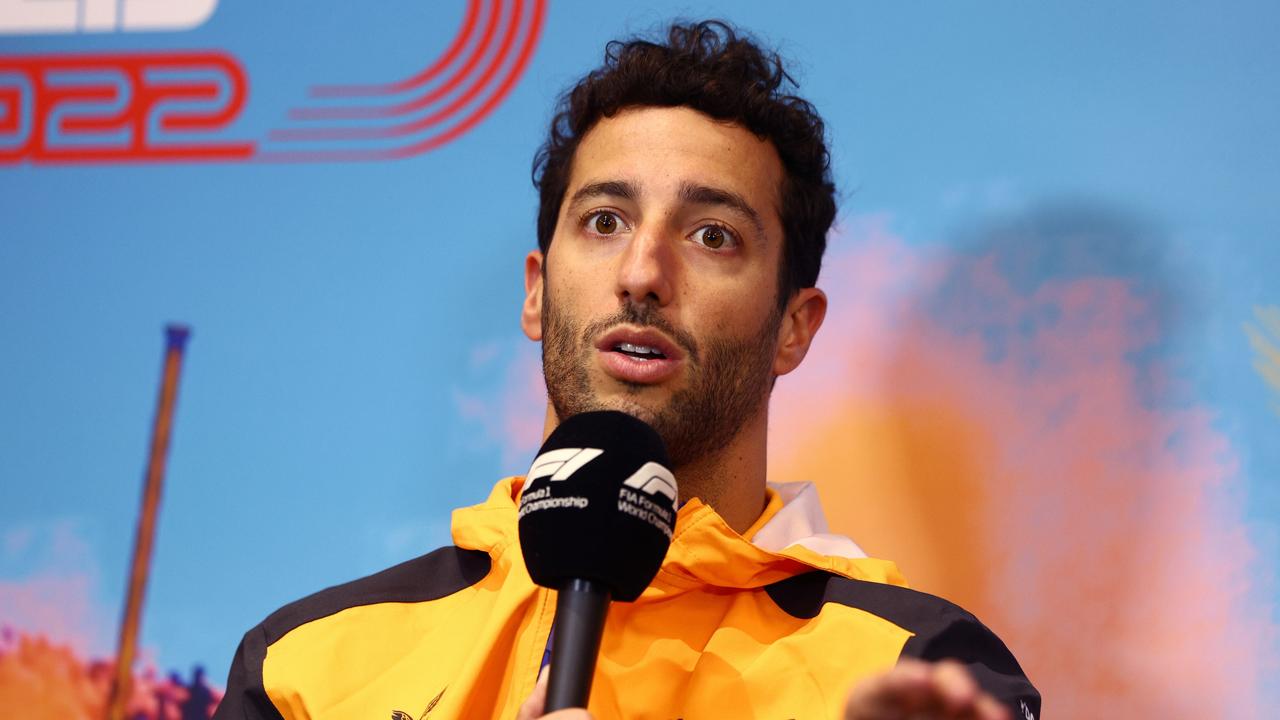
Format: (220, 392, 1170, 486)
(556, 391, 669, 429)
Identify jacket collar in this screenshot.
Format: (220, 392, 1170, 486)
(451, 477, 906, 594)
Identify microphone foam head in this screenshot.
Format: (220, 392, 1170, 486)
(518, 410, 677, 602)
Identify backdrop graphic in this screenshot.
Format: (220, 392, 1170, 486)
(1, 0, 544, 162)
(2, 1, 1278, 717)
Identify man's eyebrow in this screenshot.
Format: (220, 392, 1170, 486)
(678, 182, 766, 237)
(566, 180, 640, 207)
(566, 179, 767, 238)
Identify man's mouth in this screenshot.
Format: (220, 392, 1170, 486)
(595, 327, 684, 384)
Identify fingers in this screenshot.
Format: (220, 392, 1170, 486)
(515, 668, 549, 720)
(515, 668, 596, 720)
(933, 660, 979, 714)
(974, 693, 1012, 720)
(845, 659, 930, 718)
(844, 659, 1011, 720)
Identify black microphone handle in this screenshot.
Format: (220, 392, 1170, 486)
(545, 578, 612, 712)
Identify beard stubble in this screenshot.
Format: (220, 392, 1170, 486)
(540, 287, 782, 471)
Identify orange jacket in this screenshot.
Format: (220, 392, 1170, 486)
(214, 477, 1039, 719)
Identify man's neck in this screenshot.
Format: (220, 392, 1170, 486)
(538, 404, 770, 535)
(669, 415, 769, 534)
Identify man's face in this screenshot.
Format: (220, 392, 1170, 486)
(522, 106, 792, 468)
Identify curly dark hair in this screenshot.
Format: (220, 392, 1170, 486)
(532, 20, 836, 307)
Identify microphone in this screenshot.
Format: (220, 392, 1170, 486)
(518, 410, 678, 712)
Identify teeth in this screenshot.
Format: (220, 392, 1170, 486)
(616, 343, 662, 357)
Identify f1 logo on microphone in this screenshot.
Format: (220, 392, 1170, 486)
(527, 448, 604, 482)
(526, 449, 677, 503)
(622, 463, 676, 503)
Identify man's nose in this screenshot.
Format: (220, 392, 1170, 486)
(615, 226, 675, 307)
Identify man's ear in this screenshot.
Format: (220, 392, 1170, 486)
(773, 287, 827, 377)
(521, 250, 545, 341)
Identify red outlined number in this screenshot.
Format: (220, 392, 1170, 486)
(0, 51, 254, 164)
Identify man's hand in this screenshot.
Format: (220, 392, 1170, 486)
(844, 659, 1011, 720)
(515, 668, 594, 720)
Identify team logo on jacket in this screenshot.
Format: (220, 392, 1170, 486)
(389, 685, 444, 720)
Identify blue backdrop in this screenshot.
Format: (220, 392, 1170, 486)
(2, 2, 1278, 716)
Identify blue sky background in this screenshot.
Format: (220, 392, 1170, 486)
(2, 0, 1278, 694)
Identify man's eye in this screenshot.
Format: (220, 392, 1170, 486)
(692, 225, 736, 250)
(587, 212, 623, 235)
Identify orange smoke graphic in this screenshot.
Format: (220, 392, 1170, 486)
(770, 215, 1278, 716)
(0, 626, 220, 720)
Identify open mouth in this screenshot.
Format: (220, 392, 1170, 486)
(596, 327, 683, 384)
(612, 342, 668, 360)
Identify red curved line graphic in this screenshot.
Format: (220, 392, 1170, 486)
(309, 0, 483, 98)
(291, 0, 501, 121)
(383, 0, 545, 159)
(256, 0, 545, 162)
(273, 0, 519, 141)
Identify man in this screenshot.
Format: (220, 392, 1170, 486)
(214, 21, 1040, 720)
